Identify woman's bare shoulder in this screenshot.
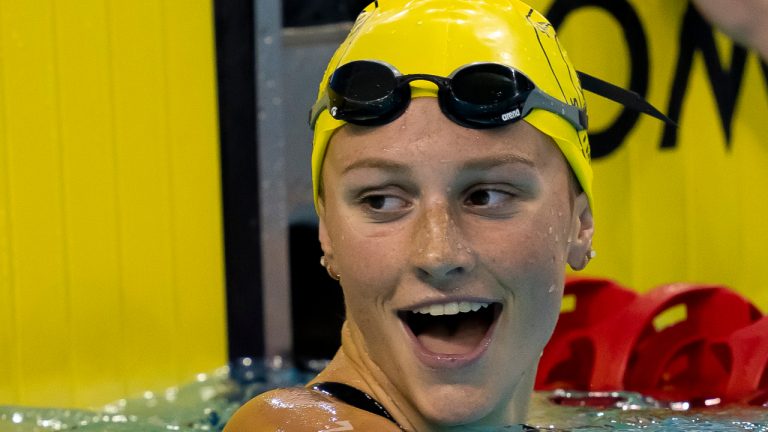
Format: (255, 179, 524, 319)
(223, 387, 401, 432)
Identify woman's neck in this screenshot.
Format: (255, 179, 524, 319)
(309, 321, 536, 431)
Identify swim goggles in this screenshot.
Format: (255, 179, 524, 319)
(309, 60, 588, 131)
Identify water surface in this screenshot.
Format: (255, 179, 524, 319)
(1, 359, 766, 431)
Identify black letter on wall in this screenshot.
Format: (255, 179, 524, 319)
(548, 0, 649, 159)
(661, 4, 748, 149)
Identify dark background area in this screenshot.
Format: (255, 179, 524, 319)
(282, 0, 371, 27)
(215, 0, 264, 361)
(290, 224, 346, 364)
(281, 0, 364, 364)
(216, 0, 364, 363)
(283, 0, 364, 366)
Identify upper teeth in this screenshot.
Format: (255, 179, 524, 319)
(412, 301, 491, 316)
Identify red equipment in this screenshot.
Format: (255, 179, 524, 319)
(537, 278, 764, 404)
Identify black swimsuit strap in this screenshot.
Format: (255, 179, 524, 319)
(311, 381, 403, 429)
(311, 382, 540, 431)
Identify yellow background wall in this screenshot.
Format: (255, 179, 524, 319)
(0, 0, 227, 408)
(527, 0, 768, 312)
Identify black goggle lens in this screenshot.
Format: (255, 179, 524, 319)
(329, 61, 397, 101)
(451, 64, 531, 104)
(445, 64, 535, 128)
(327, 61, 409, 126)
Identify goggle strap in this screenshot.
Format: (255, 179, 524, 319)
(309, 68, 677, 129)
(309, 94, 329, 128)
(577, 71, 677, 127)
(523, 89, 588, 131)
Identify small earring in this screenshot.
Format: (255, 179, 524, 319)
(586, 249, 597, 261)
(320, 256, 340, 281)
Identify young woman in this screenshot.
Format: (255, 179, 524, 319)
(226, 0, 597, 430)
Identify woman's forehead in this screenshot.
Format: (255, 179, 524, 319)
(326, 99, 564, 172)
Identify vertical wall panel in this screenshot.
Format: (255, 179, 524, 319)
(0, 0, 20, 403)
(682, 48, 742, 284)
(108, 0, 181, 395)
(54, 0, 125, 406)
(163, 0, 227, 379)
(0, 0, 74, 405)
(628, 1, 689, 289)
(736, 57, 768, 309)
(0, 0, 226, 408)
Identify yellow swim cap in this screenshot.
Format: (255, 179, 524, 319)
(311, 0, 593, 210)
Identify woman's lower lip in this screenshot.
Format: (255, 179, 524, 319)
(401, 311, 500, 369)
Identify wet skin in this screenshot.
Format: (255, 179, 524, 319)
(691, 0, 768, 61)
(313, 98, 594, 431)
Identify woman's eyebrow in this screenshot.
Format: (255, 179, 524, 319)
(341, 158, 411, 175)
(340, 154, 534, 175)
(460, 154, 536, 171)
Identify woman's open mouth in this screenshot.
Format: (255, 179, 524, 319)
(398, 301, 503, 367)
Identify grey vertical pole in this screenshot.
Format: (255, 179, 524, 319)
(254, 0, 292, 358)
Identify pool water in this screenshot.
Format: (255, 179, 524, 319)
(1, 358, 766, 431)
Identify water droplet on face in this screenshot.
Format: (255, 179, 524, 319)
(548, 226, 553, 234)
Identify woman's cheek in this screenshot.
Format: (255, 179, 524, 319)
(486, 224, 565, 319)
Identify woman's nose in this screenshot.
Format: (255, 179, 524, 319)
(410, 202, 476, 283)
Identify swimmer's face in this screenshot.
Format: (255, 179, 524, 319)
(318, 98, 593, 427)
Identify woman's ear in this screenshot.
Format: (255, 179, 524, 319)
(567, 193, 595, 271)
(318, 200, 342, 281)
(317, 199, 335, 261)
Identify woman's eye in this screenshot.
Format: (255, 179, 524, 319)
(465, 189, 512, 207)
(464, 187, 520, 217)
(360, 194, 409, 213)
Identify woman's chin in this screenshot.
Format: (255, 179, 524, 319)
(412, 384, 501, 427)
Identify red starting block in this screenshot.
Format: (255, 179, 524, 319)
(536, 278, 764, 404)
